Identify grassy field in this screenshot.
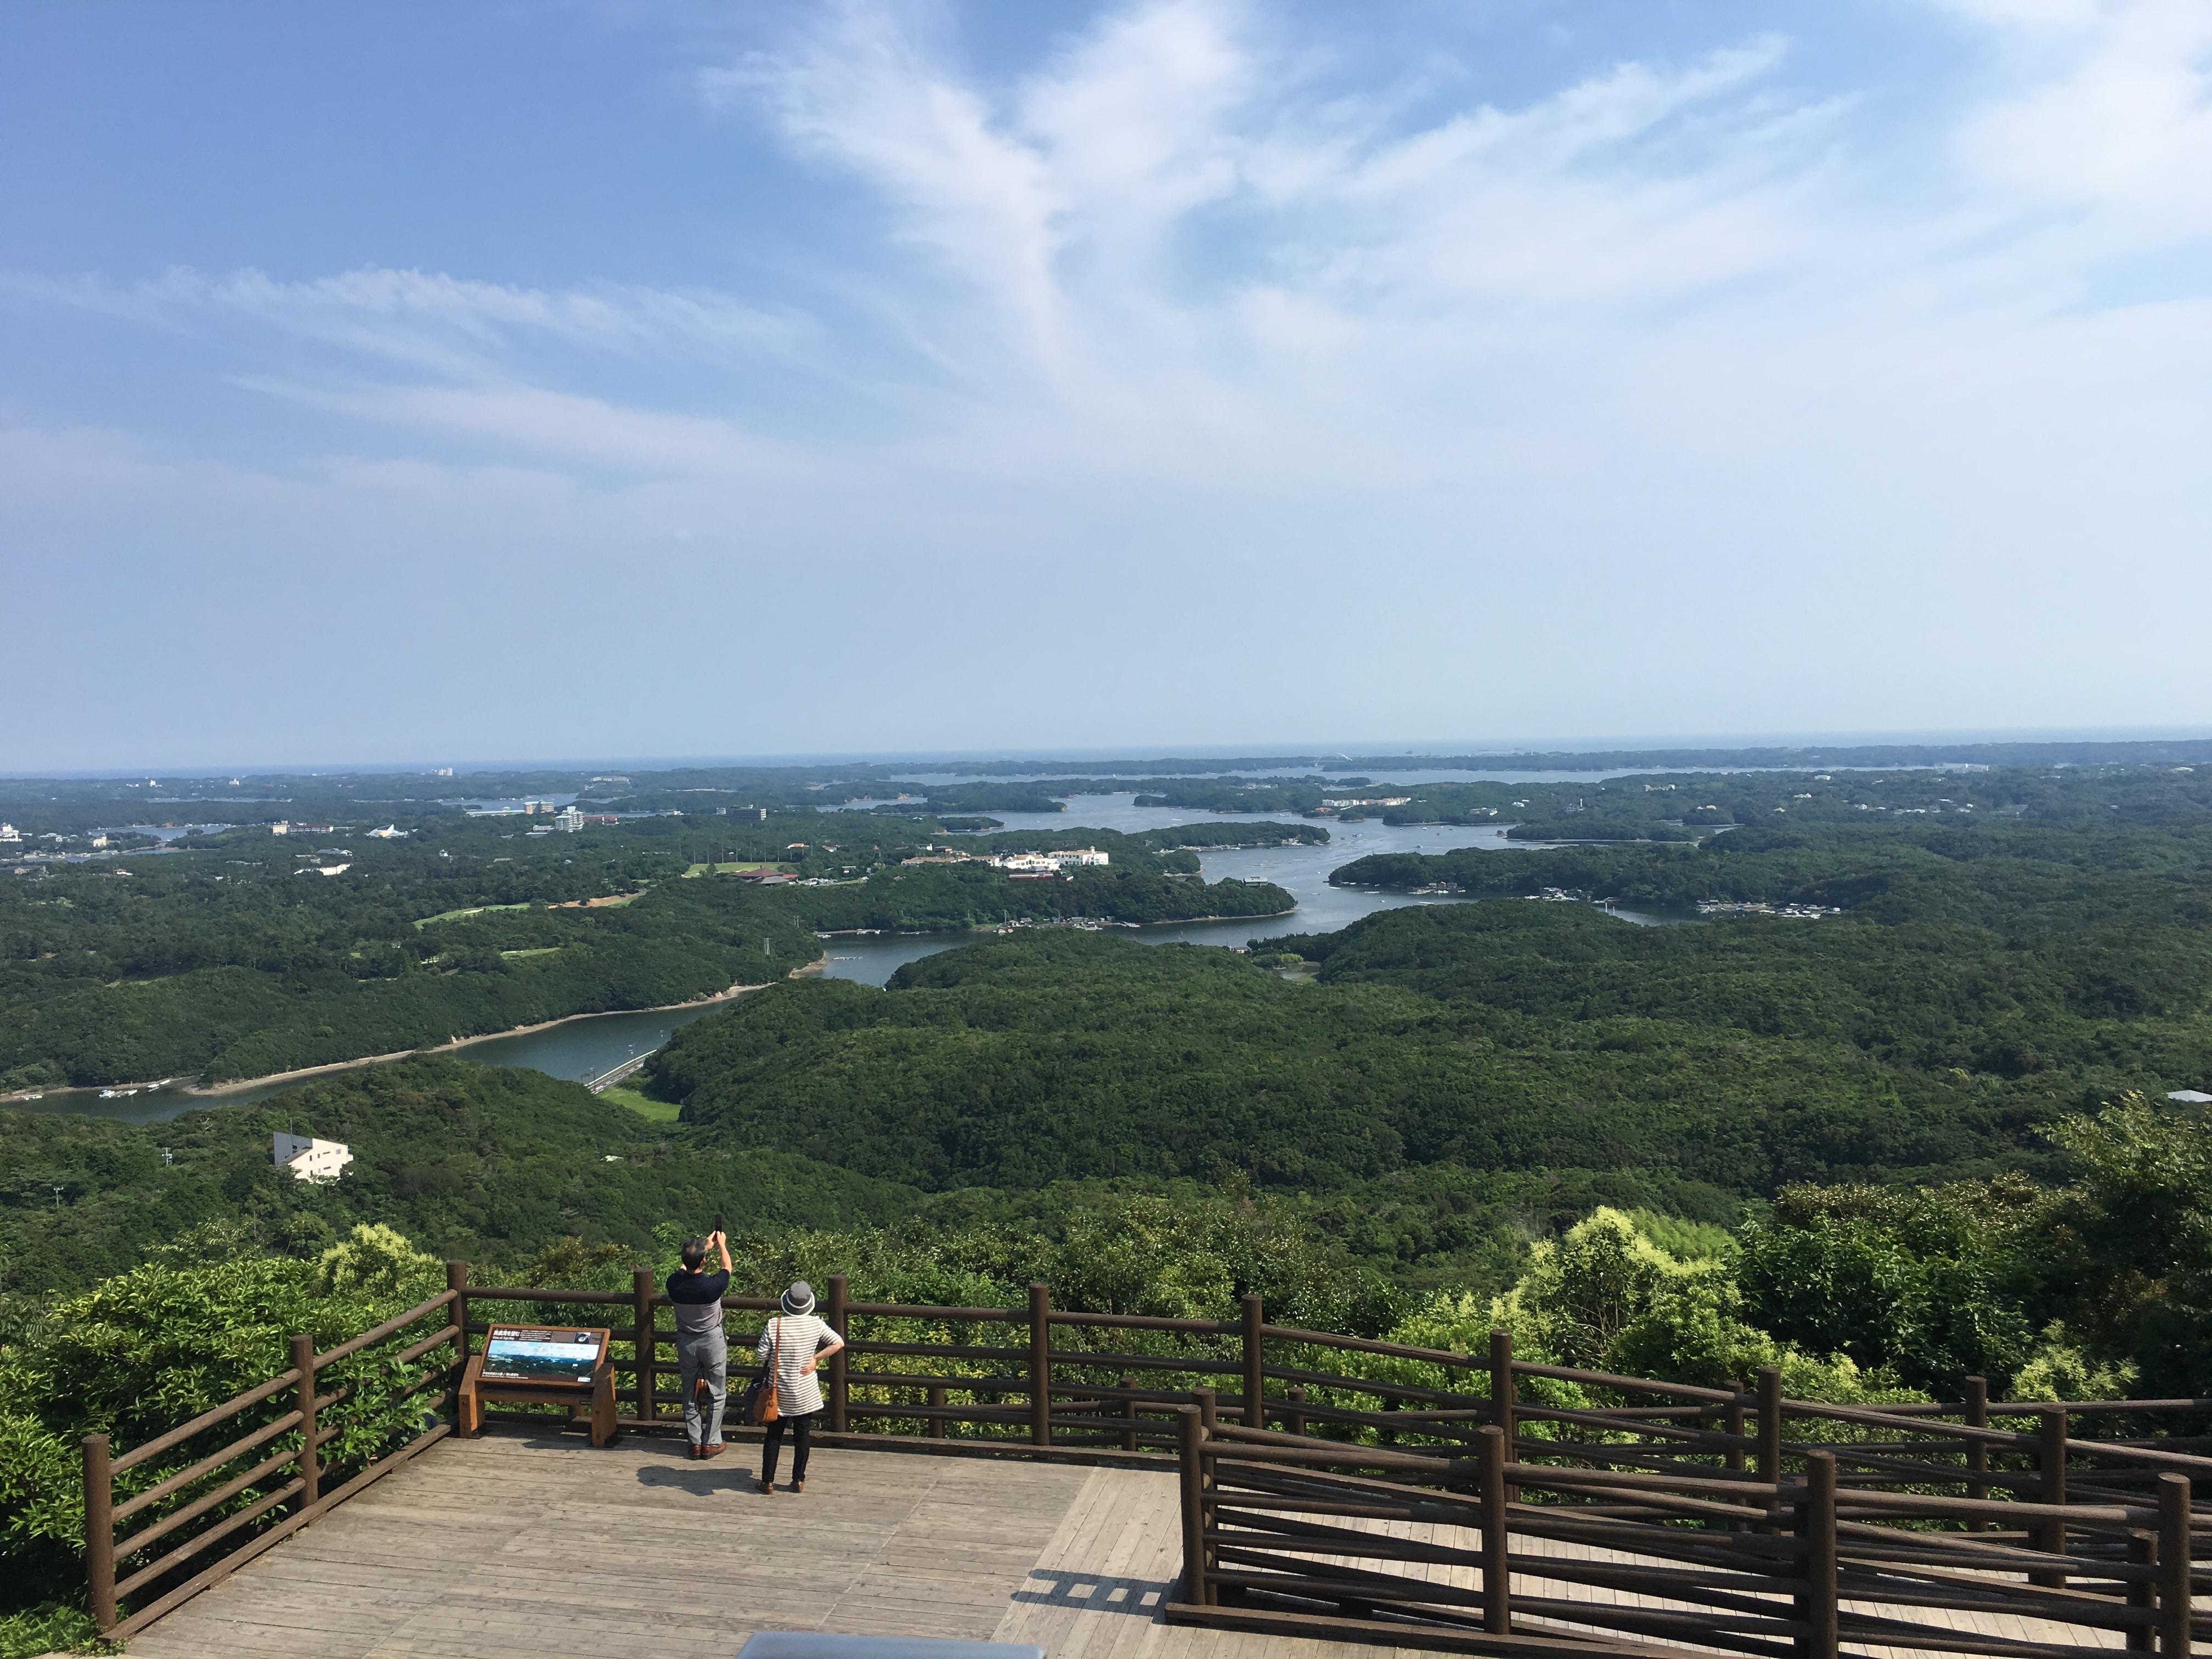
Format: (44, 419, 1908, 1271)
(414, 902, 531, 928)
(597, 1084, 682, 1122)
(680, 861, 795, 878)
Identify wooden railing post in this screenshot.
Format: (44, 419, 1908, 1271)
(2155, 1473, 2191, 1657)
(2125, 1530, 2157, 1652)
(631, 1268, 655, 1424)
(1029, 1283, 1051, 1447)
(2037, 1404, 2068, 1588)
(1286, 1385, 1307, 1438)
(1478, 1423, 1511, 1634)
(1798, 1451, 1839, 1659)
(1491, 1328, 1517, 1502)
(1725, 1379, 1750, 1531)
(827, 1274, 849, 1434)
(82, 1432, 115, 1634)
(1757, 1366, 1784, 1482)
(1177, 1404, 1210, 1606)
(292, 1333, 319, 1507)
(1242, 1293, 1265, 1429)
(928, 1385, 947, 1441)
(1963, 1374, 1989, 1529)
(1120, 1373, 1138, 1452)
(445, 1260, 470, 1412)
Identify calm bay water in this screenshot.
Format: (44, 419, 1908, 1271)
(7, 1002, 734, 1126)
(9, 793, 1677, 1125)
(812, 793, 1680, 984)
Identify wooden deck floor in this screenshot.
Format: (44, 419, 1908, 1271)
(126, 1431, 2136, 1659)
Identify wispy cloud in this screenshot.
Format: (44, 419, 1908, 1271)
(13, 0, 2207, 488)
(5, 264, 814, 376)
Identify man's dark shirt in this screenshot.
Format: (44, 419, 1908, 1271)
(667, 1267, 730, 1335)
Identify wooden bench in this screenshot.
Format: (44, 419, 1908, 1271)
(457, 1324, 617, 1447)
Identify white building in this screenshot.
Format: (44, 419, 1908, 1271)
(554, 806, 584, 833)
(272, 1133, 352, 1183)
(270, 821, 291, 836)
(989, 848, 1109, 872)
(0, 823, 18, 843)
(366, 825, 408, 839)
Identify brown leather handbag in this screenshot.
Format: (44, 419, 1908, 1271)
(740, 1318, 781, 1424)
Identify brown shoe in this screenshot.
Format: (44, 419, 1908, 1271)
(703, 1442, 725, 1458)
(757, 1479, 775, 1494)
(687, 1443, 703, 1459)
(792, 1479, 805, 1494)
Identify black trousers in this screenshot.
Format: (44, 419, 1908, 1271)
(761, 1408, 817, 1484)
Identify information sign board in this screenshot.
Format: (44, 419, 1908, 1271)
(481, 1325, 607, 1385)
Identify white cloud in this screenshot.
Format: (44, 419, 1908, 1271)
(1947, 0, 2212, 242)
(5, 264, 812, 374)
(232, 376, 814, 482)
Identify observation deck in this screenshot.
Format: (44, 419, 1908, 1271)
(86, 1268, 2208, 1658)
(123, 1426, 2152, 1659)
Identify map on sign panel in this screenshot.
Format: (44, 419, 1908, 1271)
(481, 1326, 605, 1384)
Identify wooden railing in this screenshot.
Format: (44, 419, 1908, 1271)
(82, 1263, 2212, 1651)
(1169, 1366, 2212, 1658)
(81, 1261, 468, 1640)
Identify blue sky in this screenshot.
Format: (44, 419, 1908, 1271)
(4, 1, 2209, 770)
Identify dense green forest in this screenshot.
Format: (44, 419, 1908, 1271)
(647, 927, 2063, 1195)
(0, 809, 1294, 1089)
(12, 1057, 2201, 1407)
(0, 1058, 917, 1298)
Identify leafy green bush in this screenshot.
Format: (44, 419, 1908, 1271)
(1735, 1183, 2036, 1393)
(0, 1225, 445, 1622)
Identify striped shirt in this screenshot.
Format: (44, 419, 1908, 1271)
(756, 1313, 839, 1417)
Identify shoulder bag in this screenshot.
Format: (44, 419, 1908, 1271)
(741, 1317, 781, 1425)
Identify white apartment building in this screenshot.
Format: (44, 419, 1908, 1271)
(272, 1133, 353, 1183)
(0, 823, 18, 843)
(554, 806, 584, 832)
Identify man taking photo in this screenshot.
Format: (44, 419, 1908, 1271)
(668, 1228, 733, 1458)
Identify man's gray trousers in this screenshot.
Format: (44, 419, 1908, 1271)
(676, 1327, 727, 1447)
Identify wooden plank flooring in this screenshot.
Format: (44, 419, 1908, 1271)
(130, 1431, 1090, 1659)
(127, 1434, 2148, 1659)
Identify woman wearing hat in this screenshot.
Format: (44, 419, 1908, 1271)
(755, 1280, 844, 1494)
